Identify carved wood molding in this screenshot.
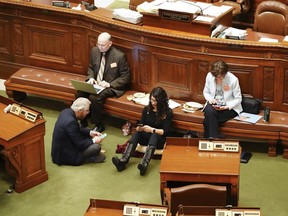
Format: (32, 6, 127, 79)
(2, 0, 288, 50)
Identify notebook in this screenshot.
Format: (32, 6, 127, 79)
(71, 80, 105, 95)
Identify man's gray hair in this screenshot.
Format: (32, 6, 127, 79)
(71, 97, 91, 112)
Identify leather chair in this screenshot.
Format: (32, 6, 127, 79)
(253, 1, 288, 35)
(219, 0, 250, 16)
(163, 184, 227, 216)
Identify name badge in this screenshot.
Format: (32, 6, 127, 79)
(110, 62, 117, 68)
(223, 85, 230, 91)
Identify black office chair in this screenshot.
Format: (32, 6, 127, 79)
(163, 183, 228, 216)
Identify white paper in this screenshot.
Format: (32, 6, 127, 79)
(202, 5, 222, 17)
(93, 84, 105, 94)
(158, 1, 201, 14)
(234, 112, 262, 124)
(195, 16, 214, 22)
(168, 99, 181, 109)
(259, 38, 279, 43)
(133, 97, 181, 109)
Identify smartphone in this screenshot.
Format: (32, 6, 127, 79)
(100, 133, 107, 139)
(137, 124, 143, 127)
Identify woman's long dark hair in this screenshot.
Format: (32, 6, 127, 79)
(148, 87, 169, 123)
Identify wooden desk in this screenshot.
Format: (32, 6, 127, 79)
(142, 3, 233, 36)
(84, 199, 169, 216)
(176, 206, 261, 216)
(0, 0, 287, 114)
(0, 96, 48, 192)
(159, 137, 240, 206)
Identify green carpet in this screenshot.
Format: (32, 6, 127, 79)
(107, 0, 129, 9)
(0, 91, 288, 216)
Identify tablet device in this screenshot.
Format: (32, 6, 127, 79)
(71, 80, 104, 95)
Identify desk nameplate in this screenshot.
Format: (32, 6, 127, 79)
(159, 9, 197, 23)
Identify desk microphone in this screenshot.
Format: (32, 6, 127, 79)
(4, 104, 11, 113)
(181, 0, 203, 16)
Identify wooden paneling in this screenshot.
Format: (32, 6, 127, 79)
(0, 0, 288, 113)
(0, 18, 11, 55)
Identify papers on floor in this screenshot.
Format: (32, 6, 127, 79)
(234, 112, 262, 124)
(113, 8, 143, 24)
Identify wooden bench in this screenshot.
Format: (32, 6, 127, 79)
(4, 67, 288, 158)
(4, 67, 86, 106)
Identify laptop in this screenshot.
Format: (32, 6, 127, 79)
(71, 79, 105, 95)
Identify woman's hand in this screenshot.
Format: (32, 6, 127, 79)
(213, 105, 229, 111)
(142, 125, 154, 133)
(209, 99, 217, 104)
(137, 125, 153, 133)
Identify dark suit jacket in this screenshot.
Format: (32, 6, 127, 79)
(51, 108, 93, 166)
(87, 46, 131, 97)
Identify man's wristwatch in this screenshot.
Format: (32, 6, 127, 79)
(153, 128, 156, 133)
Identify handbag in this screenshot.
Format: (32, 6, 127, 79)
(241, 96, 262, 114)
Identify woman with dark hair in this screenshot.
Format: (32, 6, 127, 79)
(203, 60, 242, 138)
(112, 87, 173, 175)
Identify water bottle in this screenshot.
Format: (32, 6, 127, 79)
(263, 107, 270, 122)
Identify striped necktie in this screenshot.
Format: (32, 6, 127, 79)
(97, 53, 105, 83)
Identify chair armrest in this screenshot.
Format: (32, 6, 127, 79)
(163, 187, 171, 207)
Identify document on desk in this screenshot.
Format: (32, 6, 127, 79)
(234, 112, 262, 124)
(259, 38, 279, 43)
(158, 1, 201, 14)
(194, 16, 214, 22)
(203, 5, 232, 17)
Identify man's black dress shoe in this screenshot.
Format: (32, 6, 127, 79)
(93, 123, 105, 133)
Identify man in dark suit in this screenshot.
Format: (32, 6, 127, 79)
(76, 32, 131, 132)
(51, 97, 106, 166)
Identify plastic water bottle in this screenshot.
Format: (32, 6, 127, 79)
(263, 107, 270, 122)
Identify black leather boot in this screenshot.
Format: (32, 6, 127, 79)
(137, 146, 155, 176)
(112, 142, 135, 172)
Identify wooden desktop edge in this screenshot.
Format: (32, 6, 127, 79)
(85, 199, 169, 213)
(165, 137, 241, 147)
(1, 0, 287, 48)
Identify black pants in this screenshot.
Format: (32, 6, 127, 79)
(203, 103, 238, 138)
(129, 131, 166, 149)
(76, 88, 115, 125)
